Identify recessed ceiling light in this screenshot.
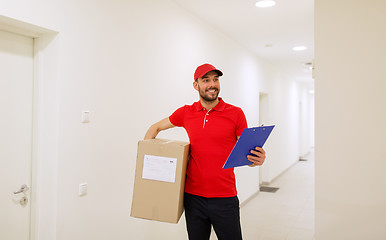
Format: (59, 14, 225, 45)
(255, 0, 276, 8)
(293, 46, 307, 51)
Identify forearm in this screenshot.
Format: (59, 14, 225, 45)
(144, 124, 161, 139)
(144, 117, 175, 140)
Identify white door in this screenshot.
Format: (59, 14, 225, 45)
(0, 30, 34, 240)
(258, 93, 269, 185)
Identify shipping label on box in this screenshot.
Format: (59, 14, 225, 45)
(131, 139, 189, 224)
(142, 155, 177, 183)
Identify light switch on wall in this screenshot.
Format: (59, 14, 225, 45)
(79, 182, 88, 196)
(81, 111, 90, 123)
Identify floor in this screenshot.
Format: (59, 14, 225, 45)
(241, 153, 314, 240)
(238, 151, 314, 240)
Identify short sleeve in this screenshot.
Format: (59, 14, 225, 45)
(236, 108, 248, 136)
(169, 105, 186, 127)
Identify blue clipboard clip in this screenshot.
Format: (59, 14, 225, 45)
(223, 125, 275, 169)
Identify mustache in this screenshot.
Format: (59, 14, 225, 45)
(206, 88, 219, 91)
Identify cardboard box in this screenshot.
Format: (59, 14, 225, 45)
(131, 138, 189, 223)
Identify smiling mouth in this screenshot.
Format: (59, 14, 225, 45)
(206, 89, 218, 93)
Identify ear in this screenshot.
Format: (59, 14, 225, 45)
(193, 81, 199, 91)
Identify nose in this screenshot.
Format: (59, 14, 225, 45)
(208, 79, 217, 87)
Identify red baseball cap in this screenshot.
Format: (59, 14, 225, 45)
(194, 63, 223, 81)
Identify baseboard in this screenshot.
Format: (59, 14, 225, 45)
(240, 191, 260, 208)
(264, 159, 298, 185)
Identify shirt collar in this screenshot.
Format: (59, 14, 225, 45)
(194, 97, 226, 112)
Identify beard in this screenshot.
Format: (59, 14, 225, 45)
(198, 84, 220, 102)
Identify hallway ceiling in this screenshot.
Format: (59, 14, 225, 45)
(172, 0, 314, 84)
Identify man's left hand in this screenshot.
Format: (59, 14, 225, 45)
(247, 147, 266, 167)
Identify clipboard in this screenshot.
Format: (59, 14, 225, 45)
(223, 125, 275, 169)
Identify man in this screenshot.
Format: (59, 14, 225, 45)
(144, 63, 266, 240)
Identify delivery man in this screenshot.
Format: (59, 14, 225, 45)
(144, 63, 266, 240)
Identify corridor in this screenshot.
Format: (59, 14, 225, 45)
(239, 151, 314, 240)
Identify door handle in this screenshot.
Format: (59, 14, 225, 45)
(13, 184, 29, 194)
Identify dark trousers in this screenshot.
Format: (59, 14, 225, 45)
(184, 193, 243, 240)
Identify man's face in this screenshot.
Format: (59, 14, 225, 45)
(195, 71, 221, 102)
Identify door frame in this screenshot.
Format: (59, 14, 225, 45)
(258, 92, 269, 185)
(0, 15, 59, 240)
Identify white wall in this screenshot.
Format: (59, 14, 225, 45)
(0, 0, 312, 239)
(299, 82, 314, 156)
(261, 67, 306, 182)
(315, 0, 386, 239)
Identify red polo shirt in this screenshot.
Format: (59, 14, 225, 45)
(169, 98, 247, 198)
